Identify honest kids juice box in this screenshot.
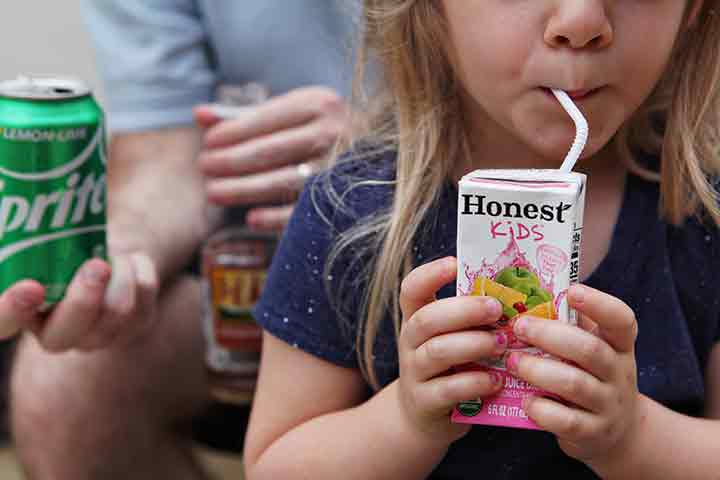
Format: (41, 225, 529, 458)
(452, 169, 586, 429)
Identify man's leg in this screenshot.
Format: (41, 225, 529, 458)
(11, 275, 212, 480)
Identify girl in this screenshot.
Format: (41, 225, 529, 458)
(245, 1, 720, 478)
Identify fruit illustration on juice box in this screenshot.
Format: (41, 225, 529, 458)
(453, 93, 587, 430)
(472, 267, 557, 347)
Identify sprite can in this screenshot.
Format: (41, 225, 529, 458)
(0, 75, 107, 310)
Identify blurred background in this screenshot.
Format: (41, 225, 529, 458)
(0, 2, 101, 477)
(0, 0, 105, 105)
(0, 2, 241, 478)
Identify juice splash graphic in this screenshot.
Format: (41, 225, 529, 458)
(459, 230, 570, 348)
(452, 169, 586, 429)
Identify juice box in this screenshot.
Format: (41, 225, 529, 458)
(452, 169, 586, 430)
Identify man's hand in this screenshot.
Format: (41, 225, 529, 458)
(194, 86, 349, 232)
(0, 253, 158, 351)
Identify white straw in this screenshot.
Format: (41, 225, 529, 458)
(551, 89, 589, 173)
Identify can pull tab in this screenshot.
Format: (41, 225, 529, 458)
(14, 76, 57, 96)
(0, 75, 89, 100)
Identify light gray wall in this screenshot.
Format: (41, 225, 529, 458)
(0, 0, 105, 105)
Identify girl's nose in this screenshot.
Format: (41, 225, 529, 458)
(544, 1, 613, 50)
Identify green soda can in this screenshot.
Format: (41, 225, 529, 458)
(0, 75, 107, 310)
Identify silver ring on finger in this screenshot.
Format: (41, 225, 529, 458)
(297, 162, 313, 181)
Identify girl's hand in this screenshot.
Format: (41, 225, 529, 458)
(508, 284, 641, 469)
(398, 256, 507, 447)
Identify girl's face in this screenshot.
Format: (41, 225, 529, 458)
(442, 1, 693, 166)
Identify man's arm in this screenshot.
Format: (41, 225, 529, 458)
(107, 127, 208, 282)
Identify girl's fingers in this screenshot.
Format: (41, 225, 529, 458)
(402, 295, 502, 350)
(0, 280, 45, 338)
(578, 313, 600, 336)
(414, 330, 507, 381)
(508, 352, 610, 413)
(415, 370, 503, 414)
(513, 315, 615, 381)
(523, 395, 604, 441)
(39, 259, 112, 352)
(568, 285, 638, 353)
(399, 257, 456, 324)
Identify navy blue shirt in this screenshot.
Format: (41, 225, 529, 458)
(254, 151, 720, 479)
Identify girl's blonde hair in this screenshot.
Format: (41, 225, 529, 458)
(323, 1, 720, 389)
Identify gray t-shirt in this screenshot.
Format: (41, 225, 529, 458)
(83, 0, 360, 132)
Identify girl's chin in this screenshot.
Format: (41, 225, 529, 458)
(524, 138, 605, 169)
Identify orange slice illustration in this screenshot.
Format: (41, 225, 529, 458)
(524, 301, 557, 319)
(472, 277, 527, 307)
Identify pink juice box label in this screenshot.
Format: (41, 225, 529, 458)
(452, 169, 586, 430)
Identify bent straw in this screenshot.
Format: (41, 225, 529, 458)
(552, 89, 589, 173)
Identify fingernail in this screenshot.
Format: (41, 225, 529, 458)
(506, 352, 521, 374)
(514, 317, 528, 337)
(444, 257, 457, 274)
(571, 285, 587, 305)
(521, 394, 535, 412)
(82, 263, 110, 287)
(13, 290, 39, 310)
(489, 371, 503, 386)
(104, 258, 132, 310)
(131, 254, 157, 288)
(246, 211, 261, 228)
(484, 297, 501, 316)
(495, 331, 507, 349)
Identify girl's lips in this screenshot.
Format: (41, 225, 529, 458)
(567, 89, 593, 99)
(542, 87, 601, 101)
